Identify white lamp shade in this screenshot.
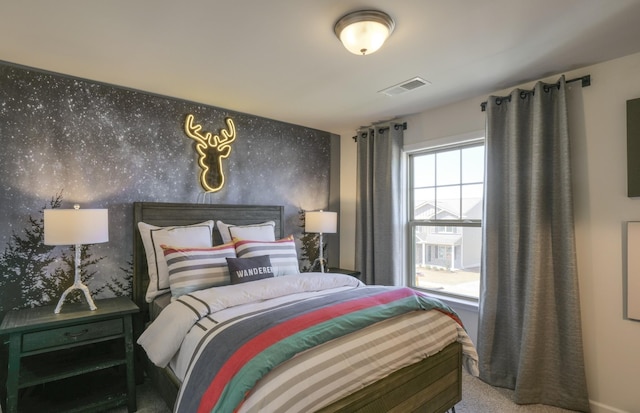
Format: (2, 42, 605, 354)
(44, 208, 109, 245)
(305, 211, 337, 234)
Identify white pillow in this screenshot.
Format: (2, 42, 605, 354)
(216, 220, 276, 244)
(138, 220, 214, 302)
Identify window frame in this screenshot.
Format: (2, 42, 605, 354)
(407, 136, 484, 302)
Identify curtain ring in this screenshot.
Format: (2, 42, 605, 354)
(496, 97, 502, 106)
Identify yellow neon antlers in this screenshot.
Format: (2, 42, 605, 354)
(184, 114, 236, 192)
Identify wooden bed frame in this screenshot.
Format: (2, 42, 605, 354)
(132, 201, 462, 413)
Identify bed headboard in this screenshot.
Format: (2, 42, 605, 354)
(132, 202, 284, 320)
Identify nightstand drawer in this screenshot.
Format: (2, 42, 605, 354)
(22, 318, 123, 352)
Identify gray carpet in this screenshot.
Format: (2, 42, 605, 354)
(455, 371, 579, 413)
(112, 371, 579, 413)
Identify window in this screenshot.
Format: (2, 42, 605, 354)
(408, 140, 484, 300)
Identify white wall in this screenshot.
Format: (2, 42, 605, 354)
(338, 132, 358, 271)
(339, 52, 640, 413)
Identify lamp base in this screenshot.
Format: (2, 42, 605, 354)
(311, 258, 328, 273)
(54, 282, 97, 314)
(54, 243, 98, 314)
(316, 232, 327, 273)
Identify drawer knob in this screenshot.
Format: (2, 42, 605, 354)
(65, 329, 89, 339)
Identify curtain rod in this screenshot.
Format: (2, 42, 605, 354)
(352, 122, 407, 142)
(480, 74, 590, 112)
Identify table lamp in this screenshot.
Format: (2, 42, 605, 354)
(305, 210, 337, 273)
(44, 204, 109, 313)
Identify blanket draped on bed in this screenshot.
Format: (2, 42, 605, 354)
(176, 286, 460, 413)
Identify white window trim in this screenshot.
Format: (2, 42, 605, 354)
(404, 129, 484, 154)
(406, 129, 485, 303)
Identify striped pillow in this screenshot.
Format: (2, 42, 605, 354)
(161, 243, 237, 299)
(233, 235, 300, 276)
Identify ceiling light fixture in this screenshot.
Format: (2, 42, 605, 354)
(334, 10, 395, 56)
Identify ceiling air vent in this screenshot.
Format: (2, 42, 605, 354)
(379, 77, 431, 97)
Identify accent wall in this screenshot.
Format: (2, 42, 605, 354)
(0, 61, 337, 315)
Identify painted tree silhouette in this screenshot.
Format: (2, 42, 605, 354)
(0, 194, 61, 312)
(94, 258, 133, 297)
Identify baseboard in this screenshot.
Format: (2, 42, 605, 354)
(590, 400, 631, 413)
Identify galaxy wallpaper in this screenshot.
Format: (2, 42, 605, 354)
(0, 61, 334, 313)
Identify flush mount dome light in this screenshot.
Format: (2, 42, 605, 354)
(334, 10, 395, 56)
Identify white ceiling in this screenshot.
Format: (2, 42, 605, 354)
(2, 0, 640, 135)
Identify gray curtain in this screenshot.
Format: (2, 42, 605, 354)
(478, 76, 589, 411)
(355, 123, 403, 286)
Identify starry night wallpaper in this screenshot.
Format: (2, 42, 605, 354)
(0, 61, 334, 314)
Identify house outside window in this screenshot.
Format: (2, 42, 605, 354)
(408, 139, 484, 300)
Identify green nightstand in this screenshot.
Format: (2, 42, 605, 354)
(0, 296, 139, 413)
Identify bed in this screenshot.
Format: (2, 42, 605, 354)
(132, 201, 477, 413)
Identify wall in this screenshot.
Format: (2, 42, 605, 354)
(0, 61, 337, 314)
(340, 52, 640, 412)
(338, 133, 357, 271)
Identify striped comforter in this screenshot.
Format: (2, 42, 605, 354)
(138, 273, 478, 413)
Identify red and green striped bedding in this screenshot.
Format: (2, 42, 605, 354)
(175, 286, 462, 413)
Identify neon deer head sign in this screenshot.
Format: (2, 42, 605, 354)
(184, 114, 236, 192)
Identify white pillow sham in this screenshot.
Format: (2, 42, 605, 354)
(138, 220, 214, 302)
(216, 220, 276, 244)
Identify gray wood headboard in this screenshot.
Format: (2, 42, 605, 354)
(132, 202, 284, 322)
